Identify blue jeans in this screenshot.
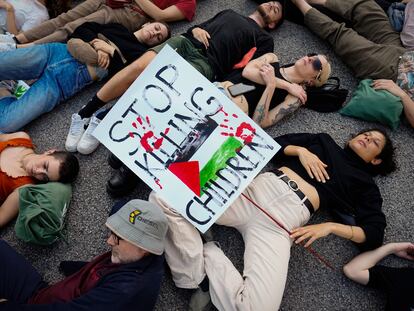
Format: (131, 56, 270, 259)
(0, 43, 93, 132)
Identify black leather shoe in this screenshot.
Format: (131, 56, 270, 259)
(107, 152, 123, 169)
(106, 165, 140, 197)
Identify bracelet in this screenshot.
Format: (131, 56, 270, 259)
(349, 225, 354, 240)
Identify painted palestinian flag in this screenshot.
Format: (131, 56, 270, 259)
(168, 136, 243, 197)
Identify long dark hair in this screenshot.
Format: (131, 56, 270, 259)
(45, 0, 72, 18)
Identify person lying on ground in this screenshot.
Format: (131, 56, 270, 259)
(0, 199, 168, 311)
(0, 21, 170, 134)
(0, 0, 70, 36)
(343, 241, 414, 311)
(219, 51, 330, 128)
(0, 0, 194, 48)
(80, 1, 284, 122)
(62, 20, 171, 154)
(290, 0, 414, 127)
(0, 131, 79, 228)
(150, 128, 396, 311)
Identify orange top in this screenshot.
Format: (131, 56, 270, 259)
(0, 138, 37, 202)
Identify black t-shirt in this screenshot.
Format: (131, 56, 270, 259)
(183, 9, 274, 80)
(273, 133, 385, 251)
(226, 62, 289, 117)
(368, 265, 414, 311)
(70, 22, 148, 78)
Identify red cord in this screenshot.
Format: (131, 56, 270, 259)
(241, 193, 335, 271)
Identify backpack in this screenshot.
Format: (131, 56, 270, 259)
(305, 77, 349, 113)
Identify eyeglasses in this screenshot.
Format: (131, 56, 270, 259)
(109, 231, 123, 245)
(307, 53, 323, 81)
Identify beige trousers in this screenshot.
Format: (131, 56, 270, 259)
(149, 172, 311, 311)
(22, 0, 148, 44)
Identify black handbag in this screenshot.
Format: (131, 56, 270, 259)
(306, 77, 349, 113)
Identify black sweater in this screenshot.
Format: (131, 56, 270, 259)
(182, 10, 274, 81)
(71, 22, 148, 78)
(273, 133, 386, 251)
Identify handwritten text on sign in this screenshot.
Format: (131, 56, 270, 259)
(95, 45, 280, 232)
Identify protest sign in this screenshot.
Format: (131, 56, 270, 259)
(94, 45, 280, 232)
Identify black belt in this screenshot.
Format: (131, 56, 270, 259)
(274, 169, 314, 215)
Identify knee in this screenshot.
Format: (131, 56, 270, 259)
(128, 51, 156, 79)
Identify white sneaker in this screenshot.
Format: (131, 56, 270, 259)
(65, 113, 88, 152)
(0, 42, 16, 52)
(77, 115, 101, 155)
(0, 33, 15, 43)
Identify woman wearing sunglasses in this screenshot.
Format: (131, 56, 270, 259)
(218, 51, 331, 128)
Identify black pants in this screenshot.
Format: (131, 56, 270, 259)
(0, 240, 48, 303)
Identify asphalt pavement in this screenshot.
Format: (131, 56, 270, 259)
(2, 0, 414, 310)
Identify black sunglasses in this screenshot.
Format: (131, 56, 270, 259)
(307, 53, 323, 80)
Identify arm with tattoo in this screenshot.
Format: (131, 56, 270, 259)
(252, 81, 276, 127)
(264, 95, 302, 128)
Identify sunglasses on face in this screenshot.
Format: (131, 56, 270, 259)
(109, 231, 123, 245)
(307, 53, 323, 80)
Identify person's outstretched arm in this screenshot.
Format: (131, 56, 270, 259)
(133, 0, 187, 22)
(371, 79, 414, 127)
(0, 0, 18, 34)
(96, 50, 157, 102)
(343, 242, 414, 285)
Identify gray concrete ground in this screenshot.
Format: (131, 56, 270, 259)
(2, 0, 414, 310)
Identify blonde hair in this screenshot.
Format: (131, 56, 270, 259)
(313, 56, 331, 87)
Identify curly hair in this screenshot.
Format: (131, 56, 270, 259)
(45, 0, 72, 18)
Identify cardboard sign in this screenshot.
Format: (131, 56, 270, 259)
(94, 45, 280, 232)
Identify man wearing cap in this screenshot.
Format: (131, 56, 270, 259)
(0, 199, 168, 311)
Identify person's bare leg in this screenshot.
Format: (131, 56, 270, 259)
(96, 50, 157, 102)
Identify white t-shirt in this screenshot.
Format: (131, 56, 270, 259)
(0, 0, 49, 33)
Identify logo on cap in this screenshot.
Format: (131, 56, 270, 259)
(129, 210, 141, 224)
